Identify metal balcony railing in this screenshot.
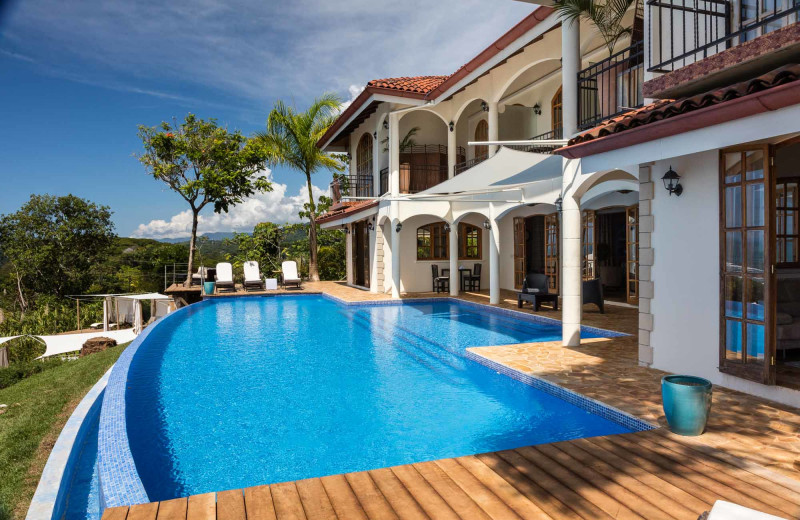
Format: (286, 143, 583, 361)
(453, 154, 488, 176)
(329, 174, 374, 206)
(578, 40, 645, 130)
(648, 0, 800, 73)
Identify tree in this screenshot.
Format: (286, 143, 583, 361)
(224, 222, 283, 278)
(0, 194, 115, 311)
(553, 0, 635, 56)
(255, 94, 345, 281)
(136, 114, 271, 285)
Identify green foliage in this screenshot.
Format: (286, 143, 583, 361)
(136, 114, 272, 282)
(254, 93, 345, 281)
(224, 222, 283, 280)
(0, 358, 64, 390)
(0, 195, 115, 310)
(552, 0, 635, 55)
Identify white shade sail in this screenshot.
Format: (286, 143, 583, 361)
(115, 293, 170, 300)
(36, 329, 138, 359)
(0, 336, 21, 346)
(413, 147, 563, 197)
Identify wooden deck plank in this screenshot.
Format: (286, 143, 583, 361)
(102, 506, 130, 520)
(389, 465, 460, 520)
(475, 452, 582, 520)
(455, 455, 554, 520)
(412, 460, 493, 520)
(294, 479, 338, 520)
(270, 481, 308, 520)
(534, 442, 676, 520)
(127, 502, 159, 520)
(244, 486, 278, 520)
(216, 490, 246, 520)
(319, 474, 369, 520)
(367, 467, 430, 520)
(186, 493, 215, 520)
(156, 498, 188, 520)
(345, 471, 399, 520)
(433, 458, 525, 520)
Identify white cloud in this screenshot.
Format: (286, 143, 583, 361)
(131, 171, 328, 239)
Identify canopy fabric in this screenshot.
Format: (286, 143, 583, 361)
(115, 293, 169, 300)
(0, 335, 21, 346)
(413, 147, 563, 197)
(36, 329, 137, 359)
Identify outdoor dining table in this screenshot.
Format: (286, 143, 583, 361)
(442, 266, 473, 291)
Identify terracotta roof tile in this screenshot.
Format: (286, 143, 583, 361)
(366, 76, 449, 95)
(317, 200, 378, 225)
(566, 64, 800, 147)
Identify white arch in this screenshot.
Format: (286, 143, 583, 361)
(570, 167, 639, 201)
(492, 57, 562, 104)
(398, 106, 450, 127)
(452, 97, 489, 125)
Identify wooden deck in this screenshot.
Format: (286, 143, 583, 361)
(101, 428, 800, 520)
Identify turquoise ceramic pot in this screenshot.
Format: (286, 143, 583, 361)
(661, 375, 712, 436)
(203, 281, 215, 295)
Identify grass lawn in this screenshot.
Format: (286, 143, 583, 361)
(0, 345, 126, 520)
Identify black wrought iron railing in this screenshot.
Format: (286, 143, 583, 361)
(454, 155, 488, 176)
(329, 174, 373, 205)
(379, 167, 389, 196)
(648, 0, 800, 73)
(502, 129, 566, 154)
(578, 40, 644, 130)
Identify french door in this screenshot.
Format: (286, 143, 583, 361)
(582, 210, 597, 280)
(352, 221, 370, 288)
(626, 205, 639, 304)
(544, 214, 559, 292)
(719, 146, 775, 384)
(513, 217, 526, 289)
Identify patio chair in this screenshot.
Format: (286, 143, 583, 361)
(582, 278, 604, 313)
(431, 264, 449, 293)
(243, 261, 265, 291)
(465, 263, 482, 291)
(282, 261, 302, 289)
(191, 266, 209, 286)
(214, 263, 236, 293)
(517, 273, 558, 311)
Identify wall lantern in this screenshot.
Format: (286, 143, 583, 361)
(448, 121, 454, 132)
(372, 131, 377, 139)
(482, 219, 492, 230)
(382, 119, 389, 130)
(661, 165, 683, 196)
(368, 220, 374, 231)
(395, 222, 403, 233)
(533, 103, 542, 116)
(481, 101, 489, 112)
(555, 196, 563, 213)
(443, 223, 451, 233)
(342, 225, 350, 234)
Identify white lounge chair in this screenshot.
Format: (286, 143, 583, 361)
(215, 262, 235, 293)
(281, 261, 302, 289)
(706, 500, 787, 520)
(243, 261, 265, 291)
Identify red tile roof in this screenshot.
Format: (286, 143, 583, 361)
(557, 64, 800, 158)
(316, 200, 378, 225)
(367, 76, 449, 95)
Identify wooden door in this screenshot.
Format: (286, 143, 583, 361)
(513, 217, 526, 289)
(475, 120, 489, 160)
(361, 221, 370, 289)
(352, 221, 370, 288)
(625, 205, 639, 304)
(552, 87, 563, 137)
(582, 210, 597, 280)
(720, 145, 774, 384)
(544, 214, 559, 292)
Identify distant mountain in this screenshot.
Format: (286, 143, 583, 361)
(157, 232, 240, 244)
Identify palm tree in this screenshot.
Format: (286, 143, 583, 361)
(256, 93, 344, 282)
(553, 0, 635, 56)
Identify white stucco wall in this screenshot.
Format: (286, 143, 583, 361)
(650, 151, 800, 406)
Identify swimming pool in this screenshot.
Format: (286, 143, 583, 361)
(112, 295, 638, 502)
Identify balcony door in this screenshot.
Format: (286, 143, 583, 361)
(626, 205, 639, 304)
(544, 214, 559, 292)
(513, 217, 526, 289)
(474, 120, 488, 160)
(355, 133, 373, 198)
(582, 210, 597, 281)
(552, 87, 563, 137)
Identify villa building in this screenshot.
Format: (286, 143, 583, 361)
(316, 0, 800, 407)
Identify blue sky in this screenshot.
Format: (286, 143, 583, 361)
(0, 0, 534, 238)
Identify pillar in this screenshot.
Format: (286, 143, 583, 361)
(561, 19, 581, 138)
(487, 101, 499, 156)
(489, 219, 500, 304)
(389, 112, 402, 298)
(449, 222, 459, 296)
(447, 124, 457, 179)
(391, 221, 401, 298)
(561, 172, 582, 346)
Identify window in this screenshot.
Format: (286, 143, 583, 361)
(459, 223, 482, 260)
(416, 223, 483, 260)
(776, 178, 800, 265)
(356, 133, 373, 177)
(474, 120, 489, 160)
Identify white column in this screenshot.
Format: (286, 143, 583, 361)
(449, 222, 459, 296)
(487, 102, 499, 156)
(390, 221, 401, 298)
(103, 297, 109, 332)
(561, 164, 582, 346)
(447, 124, 457, 179)
(561, 20, 581, 138)
(489, 219, 500, 304)
(389, 112, 402, 298)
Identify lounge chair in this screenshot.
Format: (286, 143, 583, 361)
(517, 273, 558, 311)
(215, 263, 236, 293)
(191, 266, 210, 286)
(243, 261, 265, 291)
(281, 261, 302, 289)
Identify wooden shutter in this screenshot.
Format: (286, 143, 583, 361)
(582, 210, 597, 281)
(513, 217, 526, 289)
(626, 205, 639, 304)
(544, 214, 559, 293)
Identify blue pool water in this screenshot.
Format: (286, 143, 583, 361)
(126, 296, 630, 501)
(62, 415, 101, 520)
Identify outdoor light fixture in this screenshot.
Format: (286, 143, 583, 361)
(396, 222, 403, 233)
(342, 225, 349, 234)
(449, 121, 454, 132)
(481, 101, 489, 112)
(662, 165, 683, 196)
(482, 219, 491, 230)
(373, 131, 377, 139)
(533, 103, 542, 116)
(368, 220, 374, 231)
(443, 223, 451, 233)
(382, 119, 389, 130)
(555, 196, 563, 213)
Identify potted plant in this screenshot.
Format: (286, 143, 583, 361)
(661, 375, 713, 436)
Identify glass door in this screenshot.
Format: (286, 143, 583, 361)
(544, 214, 559, 292)
(720, 146, 775, 384)
(582, 210, 597, 280)
(626, 205, 639, 304)
(513, 217, 526, 289)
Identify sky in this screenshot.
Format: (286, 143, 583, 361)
(0, 0, 534, 239)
